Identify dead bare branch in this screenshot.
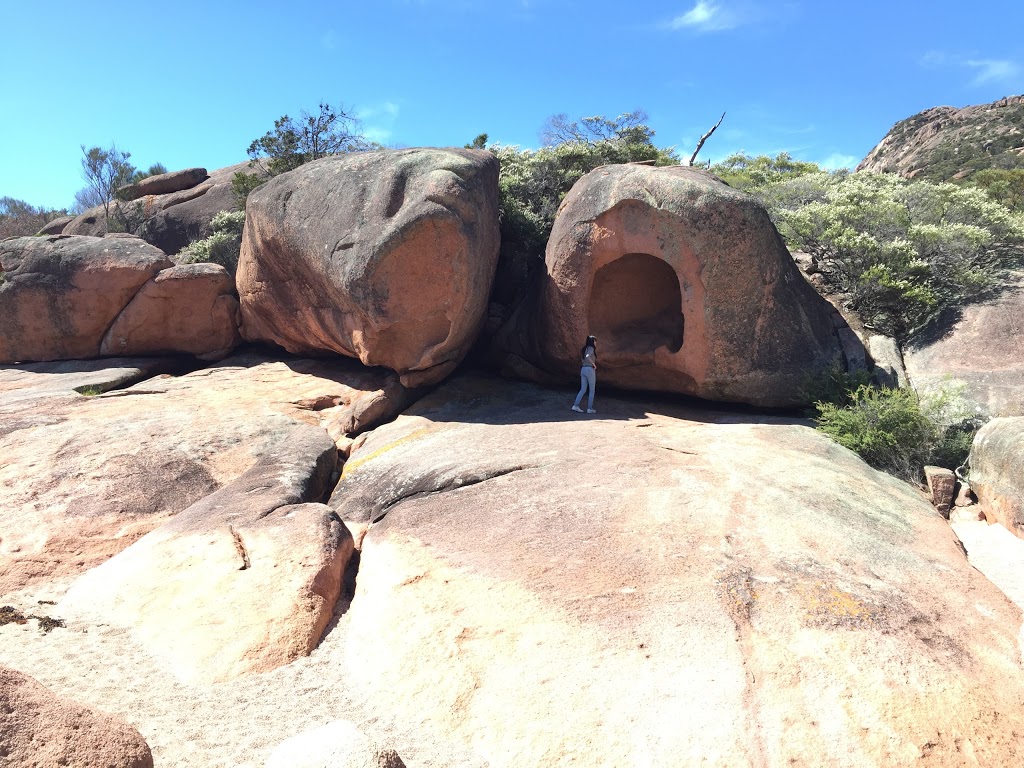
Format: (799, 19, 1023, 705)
(688, 112, 726, 166)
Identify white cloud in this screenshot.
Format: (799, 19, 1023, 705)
(918, 50, 947, 68)
(965, 59, 1020, 85)
(669, 1, 743, 32)
(358, 102, 402, 145)
(819, 153, 858, 171)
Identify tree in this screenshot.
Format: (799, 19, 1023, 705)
(465, 133, 489, 149)
(0, 197, 68, 238)
(130, 162, 168, 184)
(233, 102, 372, 202)
(80, 144, 136, 223)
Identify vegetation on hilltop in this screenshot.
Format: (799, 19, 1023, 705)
(0, 197, 68, 239)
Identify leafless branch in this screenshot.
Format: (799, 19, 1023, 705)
(688, 112, 726, 166)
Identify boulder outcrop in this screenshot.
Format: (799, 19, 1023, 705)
(100, 263, 241, 360)
(491, 164, 851, 407)
(0, 353, 414, 595)
(0, 235, 241, 363)
(36, 213, 75, 235)
(333, 374, 1024, 767)
(904, 271, 1024, 417)
(63, 162, 247, 255)
(0, 235, 172, 362)
(60, 425, 349, 683)
(237, 148, 500, 387)
(0, 665, 153, 768)
(970, 417, 1024, 537)
(117, 167, 208, 200)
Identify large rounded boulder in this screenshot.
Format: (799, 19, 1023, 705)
(971, 416, 1024, 537)
(237, 148, 500, 387)
(495, 165, 851, 407)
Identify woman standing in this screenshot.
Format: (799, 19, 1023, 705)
(571, 335, 598, 414)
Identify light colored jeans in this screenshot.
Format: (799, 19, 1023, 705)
(573, 366, 596, 409)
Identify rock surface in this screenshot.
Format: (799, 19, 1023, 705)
(924, 465, 956, 516)
(60, 427, 349, 683)
(237, 148, 500, 387)
(265, 720, 406, 768)
(904, 271, 1024, 417)
(63, 162, 247, 254)
(117, 167, 208, 201)
(332, 374, 1024, 767)
(0, 665, 153, 767)
(857, 95, 1024, 180)
(491, 164, 849, 407)
(0, 235, 172, 363)
(970, 416, 1024, 537)
(100, 263, 241, 360)
(36, 213, 75, 235)
(0, 353, 414, 596)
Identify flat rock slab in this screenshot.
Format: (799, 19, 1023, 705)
(0, 665, 154, 767)
(951, 521, 1024, 612)
(0, 352, 413, 596)
(333, 374, 1024, 767)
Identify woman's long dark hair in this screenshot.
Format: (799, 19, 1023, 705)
(580, 335, 597, 359)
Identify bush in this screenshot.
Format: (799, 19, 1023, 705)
(815, 381, 984, 481)
(178, 210, 246, 274)
(759, 171, 1024, 340)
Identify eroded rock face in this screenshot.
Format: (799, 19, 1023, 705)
(492, 165, 848, 407)
(60, 426, 349, 683)
(0, 235, 172, 363)
(0, 665, 154, 768)
(904, 271, 1024, 417)
(334, 374, 1024, 767)
(0, 353, 415, 595)
(237, 148, 500, 387)
(100, 263, 241, 360)
(971, 417, 1024, 537)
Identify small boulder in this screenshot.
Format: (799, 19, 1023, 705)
(0, 665, 153, 768)
(237, 148, 500, 387)
(100, 263, 241, 360)
(0, 235, 172, 363)
(36, 214, 75, 235)
(492, 164, 852, 407)
(924, 465, 956, 516)
(117, 167, 208, 201)
(868, 334, 907, 388)
(264, 720, 405, 768)
(970, 417, 1024, 537)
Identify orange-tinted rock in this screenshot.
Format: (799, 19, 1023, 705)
(100, 264, 241, 360)
(333, 374, 1024, 766)
(971, 417, 1024, 537)
(493, 165, 850, 407)
(237, 148, 500, 387)
(0, 665, 153, 767)
(924, 465, 956, 516)
(0, 235, 172, 363)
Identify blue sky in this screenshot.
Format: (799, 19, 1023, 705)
(2, 0, 1022, 210)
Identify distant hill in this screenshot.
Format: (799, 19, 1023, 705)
(857, 95, 1024, 181)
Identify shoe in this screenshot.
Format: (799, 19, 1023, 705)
(571, 405, 582, 412)
(587, 408, 597, 414)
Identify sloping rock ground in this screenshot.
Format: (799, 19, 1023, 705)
(952, 521, 1024, 612)
(904, 271, 1024, 417)
(333, 375, 1024, 767)
(0, 352, 413, 597)
(2, 375, 1023, 766)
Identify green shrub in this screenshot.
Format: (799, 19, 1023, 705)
(798, 358, 873, 409)
(815, 382, 984, 481)
(178, 210, 246, 274)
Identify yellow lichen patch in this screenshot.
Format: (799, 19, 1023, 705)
(341, 426, 434, 479)
(800, 581, 880, 629)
